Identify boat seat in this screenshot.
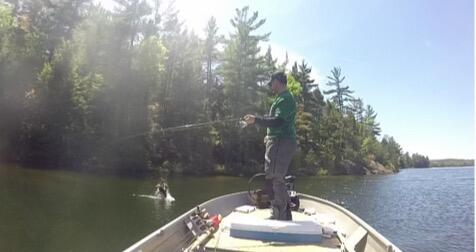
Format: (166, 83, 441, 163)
(342, 226, 368, 252)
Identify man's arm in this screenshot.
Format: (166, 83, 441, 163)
(255, 116, 285, 128)
(243, 114, 285, 128)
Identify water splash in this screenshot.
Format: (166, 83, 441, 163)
(133, 194, 159, 200)
(133, 193, 175, 202)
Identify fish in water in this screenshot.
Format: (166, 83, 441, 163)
(155, 181, 175, 202)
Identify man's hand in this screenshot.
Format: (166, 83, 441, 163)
(243, 114, 256, 125)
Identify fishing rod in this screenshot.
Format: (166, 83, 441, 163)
(110, 117, 247, 144)
(158, 117, 245, 132)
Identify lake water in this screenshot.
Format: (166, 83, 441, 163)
(0, 165, 473, 251)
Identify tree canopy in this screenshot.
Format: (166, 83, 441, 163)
(0, 2, 428, 175)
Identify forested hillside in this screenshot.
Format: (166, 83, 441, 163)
(0, 1, 427, 175)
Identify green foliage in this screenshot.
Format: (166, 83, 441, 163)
(0, 5, 13, 39)
(286, 74, 302, 98)
(134, 36, 167, 81)
(317, 168, 328, 176)
(411, 153, 430, 168)
(291, 61, 324, 120)
(400, 152, 412, 168)
(203, 16, 224, 121)
(379, 135, 402, 171)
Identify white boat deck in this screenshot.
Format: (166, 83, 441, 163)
(204, 208, 341, 252)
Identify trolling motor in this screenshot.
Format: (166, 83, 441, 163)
(248, 173, 300, 211)
(248, 173, 270, 208)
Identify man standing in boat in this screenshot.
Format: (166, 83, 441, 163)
(243, 71, 298, 221)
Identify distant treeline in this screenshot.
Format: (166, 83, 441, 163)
(430, 159, 474, 168)
(400, 153, 430, 168)
(0, 1, 424, 176)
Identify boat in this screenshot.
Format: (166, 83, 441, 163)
(124, 188, 402, 252)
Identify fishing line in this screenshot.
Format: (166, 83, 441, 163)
(109, 117, 247, 144)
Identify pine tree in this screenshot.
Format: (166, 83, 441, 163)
(363, 105, 381, 136)
(349, 98, 364, 123)
(222, 6, 270, 116)
(203, 16, 224, 121)
(220, 6, 270, 174)
(324, 67, 354, 112)
(263, 46, 278, 77)
(291, 60, 324, 119)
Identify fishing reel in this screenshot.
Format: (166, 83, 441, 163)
(238, 119, 248, 129)
(248, 173, 300, 211)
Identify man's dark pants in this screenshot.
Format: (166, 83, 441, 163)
(264, 137, 297, 220)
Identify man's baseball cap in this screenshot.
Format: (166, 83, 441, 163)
(267, 71, 287, 86)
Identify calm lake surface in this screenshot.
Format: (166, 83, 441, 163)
(0, 164, 473, 252)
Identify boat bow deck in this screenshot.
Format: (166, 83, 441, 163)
(204, 208, 341, 252)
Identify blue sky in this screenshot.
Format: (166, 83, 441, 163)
(100, 0, 474, 159)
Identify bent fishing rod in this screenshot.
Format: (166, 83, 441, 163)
(110, 117, 247, 144)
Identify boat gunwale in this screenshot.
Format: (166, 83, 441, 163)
(124, 191, 247, 252)
(124, 191, 401, 252)
(298, 193, 401, 252)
